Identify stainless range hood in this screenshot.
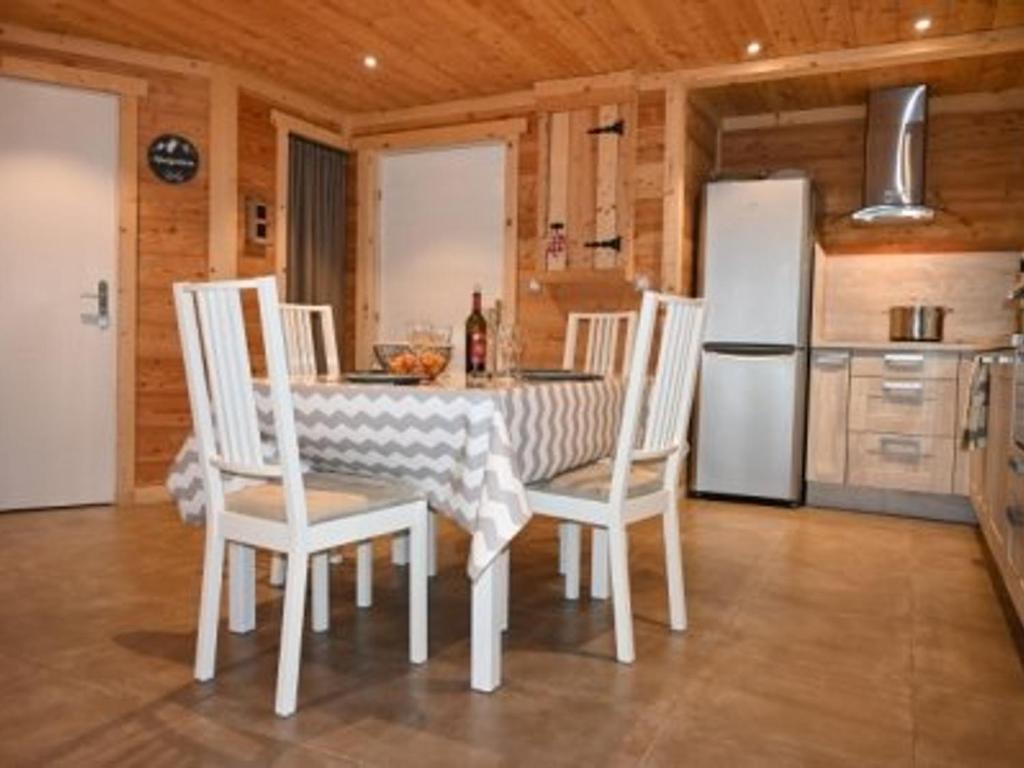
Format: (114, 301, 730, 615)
(851, 85, 935, 224)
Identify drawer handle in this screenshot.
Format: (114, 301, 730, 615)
(1010, 456, 1024, 476)
(883, 353, 925, 367)
(881, 380, 925, 395)
(815, 352, 849, 366)
(870, 436, 931, 460)
(1006, 506, 1024, 528)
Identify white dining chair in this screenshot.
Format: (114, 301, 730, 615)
(558, 311, 637, 600)
(271, 303, 343, 589)
(175, 276, 429, 717)
(527, 291, 705, 663)
(279, 302, 340, 379)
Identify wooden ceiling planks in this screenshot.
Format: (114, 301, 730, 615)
(2, 1, 1023, 112)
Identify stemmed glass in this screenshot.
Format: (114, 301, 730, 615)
(497, 323, 524, 381)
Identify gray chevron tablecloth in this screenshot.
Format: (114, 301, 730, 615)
(166, 379, 624, 577)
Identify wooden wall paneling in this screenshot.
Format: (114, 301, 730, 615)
(719, 108, 1024, 254)
(661, 82, 687, 293)
(134, 70, 211, 486)
(208, 65, 238, 279)
(594, 103, 619, 270)
(545, 111, 569, 271)
(355, 151, 380, 369)
(683, 99, 717, 296)
(116, 95, 139, 502)
(503, 136, 520, 325)
(819, 251, 1019, 343)
(618, 97, 639, 281)
(633, 91, 667, 289)
(534, 111, 551, 270)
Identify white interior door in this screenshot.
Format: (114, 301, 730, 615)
(378, 143, 506, 373)
(0, 77, 119, 510)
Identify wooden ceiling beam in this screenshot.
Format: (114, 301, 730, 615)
(0, 54, 147, 96)
(0, 22, 210, 76)
(350, 89, 534, 134)
(351, 117, 527, 152)
(721, 86, 1024, 132)
(656, 26, 1024, 90)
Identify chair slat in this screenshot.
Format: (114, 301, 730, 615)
(564, 311, 637, 378)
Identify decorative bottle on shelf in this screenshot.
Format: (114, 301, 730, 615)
(465, 285, 488, 382)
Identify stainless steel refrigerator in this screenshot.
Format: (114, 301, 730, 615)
(693, 176, 814, 503)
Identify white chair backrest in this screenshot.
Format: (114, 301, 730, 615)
(563, 311, 637, 377)
(608, 292, 706, 503)
(175, 277, 309, 532)
(279, 303, 340, 379)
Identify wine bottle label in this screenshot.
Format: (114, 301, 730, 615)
(469, 331, 487, 366)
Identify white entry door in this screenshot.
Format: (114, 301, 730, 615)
(0, 77, 119, 510)
(378, 143, 507, 373)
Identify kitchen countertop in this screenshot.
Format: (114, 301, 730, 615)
(811, 337, 1017, 353)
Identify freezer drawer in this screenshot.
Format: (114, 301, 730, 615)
(694, 349, 807, 502)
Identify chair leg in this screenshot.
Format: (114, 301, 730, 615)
(194, 529, 225, 681)
(557, 522, 567, 574)
(563, 523, 581, 600)
(269, 553, 286, 587)
(428, 512, 438, 577)
(391, 533, 409, 565)
(662, 491, 687, 631)
(356, 541, 374, 608)
(607, 522, 636, 664)
(310, 553, 329, 632)
(408, 507, 429, 664)
(590, 527, 610, 600)
(275, 550, 309, 718)
(228, 543, 256, 633)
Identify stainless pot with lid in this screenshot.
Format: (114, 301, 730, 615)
(888, 305, 952, 342)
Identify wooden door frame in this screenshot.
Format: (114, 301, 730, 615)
(0, 58, 145, 504)
(353, 119, 525, 368)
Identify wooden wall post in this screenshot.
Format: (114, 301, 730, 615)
(208, 65, 238, 279)
(661, 81, 687, 294)
(355, 151, 380, 369)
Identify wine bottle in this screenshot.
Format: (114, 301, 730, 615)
(465, 286, 487, 381)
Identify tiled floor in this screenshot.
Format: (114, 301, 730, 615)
(0, 498, 1022, 766)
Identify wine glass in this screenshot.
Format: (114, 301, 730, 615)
(497, 323, 524, 380)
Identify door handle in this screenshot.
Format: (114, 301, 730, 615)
(80, 279, 110, 329)
(1006, 506, 1024, 528)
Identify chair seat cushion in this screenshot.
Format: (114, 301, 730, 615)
(226, 472, 422, 524)
(529, 460, 665, 501)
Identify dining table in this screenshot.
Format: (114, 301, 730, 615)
(166, 373, 625, 691)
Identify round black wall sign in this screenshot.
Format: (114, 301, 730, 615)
(147, 134, 199, 184)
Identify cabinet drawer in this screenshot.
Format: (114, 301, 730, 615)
(851, 352, 958, 380)
(848, 377, 957, 436)
(848, 433, 954, 494)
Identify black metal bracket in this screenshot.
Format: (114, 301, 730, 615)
(587, 119, 625, 136)
(584, 235, 622, 251)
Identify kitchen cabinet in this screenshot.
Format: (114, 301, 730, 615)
(971, 359, 1024, 624)
(806, 350, 849, 484)
(806, 345, 973, 521)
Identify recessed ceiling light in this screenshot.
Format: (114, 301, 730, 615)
(362, 54, 378, 70)
(913, 16, 932, 33)
(746, 40, 763, 56)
